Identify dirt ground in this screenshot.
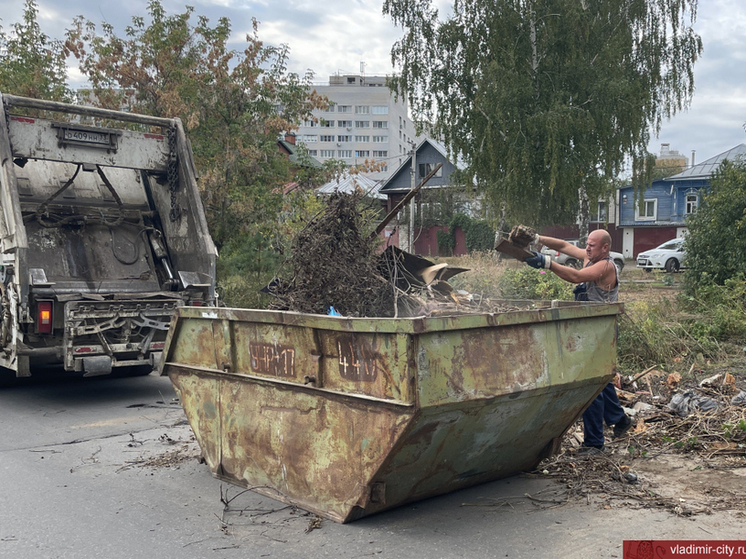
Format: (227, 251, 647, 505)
(539, 361, 746, 518)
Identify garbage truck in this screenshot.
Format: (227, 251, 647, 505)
(0, 93, 217, 379)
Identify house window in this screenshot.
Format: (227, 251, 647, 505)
(372, 121, 388, 129)
(371, 106, 388, 114)
(302, 135, 317, 143)
(355, 106, 369, 114)
(635, 199, 657, 221)
(373, 150, 387, 158)
(303, 120, 317, 128)
(418, 163, 443, 178)
(355, 121, 370, 128)
(354, 135, 369, 142)
(308, 150, 317, 156)
(325, 105, 335, 113)
(338, 150, 352, 158)
(355, 150, 370, 158)
(337, 135, 352, 142)
(372, 136, 388, 143)
(337, 120, 352, 128)
(592, 201, 607, 222)
(320, 119, 334, 127)
(320, 150, 335, 158)
(338, 105, 352, 113)
(320, 135, 335, 142)
(686, 193, 698, 214)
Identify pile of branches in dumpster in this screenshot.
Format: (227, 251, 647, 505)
(267, 192, 398, 317)
(536, 367, 746, 515)
(266, 192, 534, 317)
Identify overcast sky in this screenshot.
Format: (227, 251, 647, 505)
(2, 0, 744, 165)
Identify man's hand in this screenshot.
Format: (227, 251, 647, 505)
(525, 251, 551, 269)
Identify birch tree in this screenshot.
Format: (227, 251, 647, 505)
(383, 0, 702, 229)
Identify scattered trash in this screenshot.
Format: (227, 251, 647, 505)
(667, 390, 721, 417)
(699, 373, 722, 388)
(327, 306, 341, 317)
(731, 391, 746, 406)
(632, 401, 655, 413)
(666, 371, 682, 388)
(624, 472, 638, 483)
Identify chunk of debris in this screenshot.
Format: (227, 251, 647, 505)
(507, 224, 538, 248)
(667, 390, 721, 417)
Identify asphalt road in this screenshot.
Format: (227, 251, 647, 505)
(0, 373, 742, 559)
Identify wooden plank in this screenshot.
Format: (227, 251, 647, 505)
(494, 239, 534, 262)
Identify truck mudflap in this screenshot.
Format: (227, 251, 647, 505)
(161, 301, 622, 523)
(63, 297, 181, 372)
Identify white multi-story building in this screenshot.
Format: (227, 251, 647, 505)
(294, 74, 420, 181)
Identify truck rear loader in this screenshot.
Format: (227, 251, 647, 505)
(0, 93, 217, 379)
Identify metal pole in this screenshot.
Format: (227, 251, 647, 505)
(409, 144, 416, 252)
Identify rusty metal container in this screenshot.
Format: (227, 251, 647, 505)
(160, 301, 621, 523)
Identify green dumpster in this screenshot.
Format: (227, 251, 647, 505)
(160, 301, 621, 523)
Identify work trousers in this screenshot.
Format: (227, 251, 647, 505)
(582, 382, 625, 448)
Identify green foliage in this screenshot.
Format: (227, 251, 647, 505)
(0, 0, 71, 100)
(444, 252, 505, 296)
(64, 0, 331, 266)
(464, 220, 494, 252)
(616, 277, 746, 373)
(383, 0, 702, 226)
(683, 160, 746, 292)
(217, 232, 279, 309)
(498, 267, 574, 301)
(436, 229, 454, 255)
(678, 277, 746, 344)
(441, 213, 494, 253)
(617, 300, 699, 372)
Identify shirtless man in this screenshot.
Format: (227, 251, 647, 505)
(525, 229, 618, 303)
(523, 228, 631, 454)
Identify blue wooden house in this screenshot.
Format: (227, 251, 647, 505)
(617, 144, 746, 258)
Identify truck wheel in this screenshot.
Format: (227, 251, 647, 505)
(665, 258, 680, 273)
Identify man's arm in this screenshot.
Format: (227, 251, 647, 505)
(538, 235, 586, 261)
(550, 259, 616, 289)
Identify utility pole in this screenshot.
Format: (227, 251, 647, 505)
(408, 142, 416, 252)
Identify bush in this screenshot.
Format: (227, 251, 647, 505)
(497, 266, 574, 300)
(445, 252, 506, 296)
(684, 160, 746, 292)
(436, 229, 454, 255)
(443, 213, 495, 253)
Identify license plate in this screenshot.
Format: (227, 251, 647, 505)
(637, 259, 646, 266)
(63, 128, 111, 145)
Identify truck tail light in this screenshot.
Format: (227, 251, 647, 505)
(38, 301, 53, 334)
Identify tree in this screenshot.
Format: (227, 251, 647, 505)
(383, 0, 702, 230)
(0, 0, 71, 100)
(683, 160, 746, 292)
(64, 0, 330, 252)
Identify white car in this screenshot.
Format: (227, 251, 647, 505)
(636, 238, 686, 273)
(540, 240, 625, 273)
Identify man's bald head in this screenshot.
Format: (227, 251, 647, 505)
(588, 229, 612, 249)
(586, 230, 612, 261)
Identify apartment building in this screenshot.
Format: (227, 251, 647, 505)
(293, 74, 419, 181)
